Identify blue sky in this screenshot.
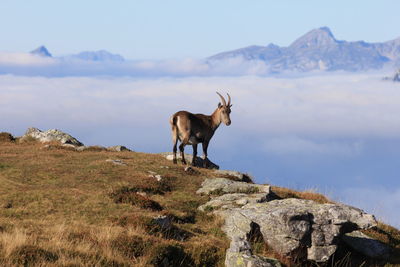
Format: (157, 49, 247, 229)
(1, 0, 399, 59)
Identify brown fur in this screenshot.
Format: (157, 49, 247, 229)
(170, 93, 232, 167)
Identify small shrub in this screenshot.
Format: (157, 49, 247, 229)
(10, 245, 59, 265)
(0, 132, 15, 143)
(167, 211, 196, 224)
(110, 189, 163, 211)
(209, 188, 225, 196)
(111, 235, 152, 259)
(188, 243, 220, 266)
(237, 187, 259, 194)
(203, 205, 214, 212)
(67, 231, 97, 245)
(82, 146, 107, 152)
(111, 177, 172, 196)
(147, 243, 193, 266)
(18, 135, 37, 143)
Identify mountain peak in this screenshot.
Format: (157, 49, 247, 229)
(72, 50, 124, 62)
(30, 46, 52, 57)
(290, 27, 337, 49)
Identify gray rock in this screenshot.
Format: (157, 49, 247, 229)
(196, 178, 270, 195)
(198, 193, 273, 212)
(184, 166, 199, 174)
(107, 145, 131, 152)
(62, 143, 77, 149)
(148, 171, 162, 181)
(214, 169, 254, 183)
(342, 230, 392, 259)
(221, 199, 377, 263)
(105, 159, 126, 166)
(21, 127, 83, 146)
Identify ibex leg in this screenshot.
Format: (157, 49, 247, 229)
(202, 141, 209, 168)
(192, 144, 198, 166)
(171, 127, 178, 164)
(179, 137, 189, 165)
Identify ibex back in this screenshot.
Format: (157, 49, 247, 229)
(170, 92, 232, 167)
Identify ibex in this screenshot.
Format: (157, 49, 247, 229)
(170, 92, 232, 167)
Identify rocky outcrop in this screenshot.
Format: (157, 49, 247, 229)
(21, 127, 83, 146)
(161, 152, 219, 169)
(223, 199, 376, 263)
(197, 178, 378, 266)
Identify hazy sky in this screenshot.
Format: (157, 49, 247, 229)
(1, 0, 399, 59)
(1, 0, 400, 227)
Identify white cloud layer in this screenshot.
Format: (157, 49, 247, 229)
(0, 52, 276, 77)
(1, 72, 400, 227)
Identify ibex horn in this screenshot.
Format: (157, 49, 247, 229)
(216, 92, 227, 107)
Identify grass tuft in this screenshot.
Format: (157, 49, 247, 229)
(110, 190, 163, 211)
(111, 234, 153, 259)
(147, 242, 192, 266)
(10, 245, 59, 265)
(0, 132, 15, 143)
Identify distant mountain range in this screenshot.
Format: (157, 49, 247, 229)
(30, 46, 125, 62)
(25, 28, 400, 74)
(208, 27, 400, 72)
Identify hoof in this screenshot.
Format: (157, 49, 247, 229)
(182, 160, 187, 165)
(203, 160, 209, 168)
(173, 159, 177, 164)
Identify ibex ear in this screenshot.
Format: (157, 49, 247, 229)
(218, 102, 222, 108)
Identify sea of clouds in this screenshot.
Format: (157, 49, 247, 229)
(0, 53, 399, 227)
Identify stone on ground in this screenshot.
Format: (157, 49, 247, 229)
(21, 127, 83, 146)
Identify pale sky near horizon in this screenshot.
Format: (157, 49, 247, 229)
(0, 0, 399, 59)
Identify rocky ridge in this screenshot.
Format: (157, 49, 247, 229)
(196, 177, 389, 266)
(20, 127, 131, 152)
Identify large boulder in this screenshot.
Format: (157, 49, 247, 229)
(342, 230, 392, 259)
(21, 127, 83, 146)
(196, 178, 270, 195)
(222, 199, 377, 263)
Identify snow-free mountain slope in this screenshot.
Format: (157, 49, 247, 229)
(209, 27, 400, 72)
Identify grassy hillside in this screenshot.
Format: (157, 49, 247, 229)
(0, 134, 399, 266)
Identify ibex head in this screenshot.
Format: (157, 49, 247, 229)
(216, 92, 232, 126)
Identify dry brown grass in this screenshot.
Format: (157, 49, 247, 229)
(271, 185, 333, 204)
(0, 140, 228, 266)
(0, 132, 15, 143)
